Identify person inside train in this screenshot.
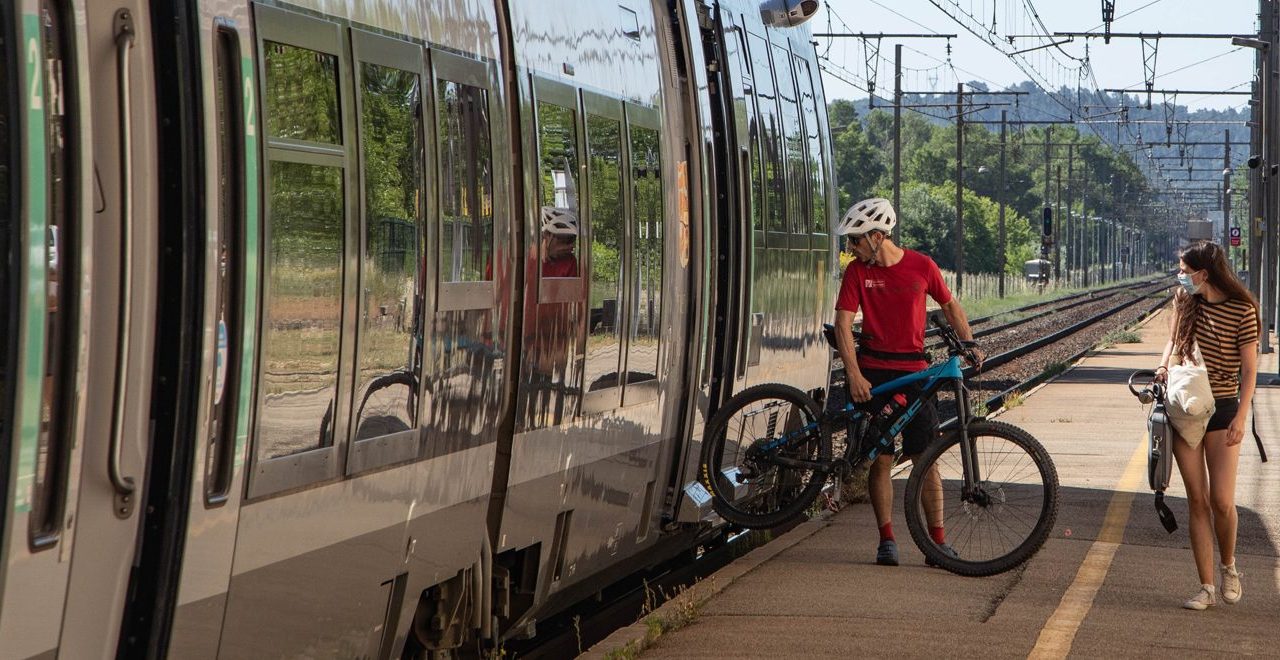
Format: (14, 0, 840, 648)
(830, 197, 985, 567)
(1154, 240, 1259, 611)
(540, 206, 580, 278)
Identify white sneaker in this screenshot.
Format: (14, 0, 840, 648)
(1183, 584, 1216, 611)
(1221, 564, 1242, 604)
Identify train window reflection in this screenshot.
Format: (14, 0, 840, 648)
(746, 33, 783, 236)
(264, 41, 341, 144)
(585, 115, 622, 393)
(258, 162, 343, 459)
(772, 44, 806, 236)
(355, 63, 422, 440)
(795, 57, 827, 235)
(722, 26, 763, 234)
(627, 125, 662, 385)
(438, 79, 493, 282)
(538, 102, 580, 278)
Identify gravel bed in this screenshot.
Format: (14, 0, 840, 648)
(935, 291, 1170, 418)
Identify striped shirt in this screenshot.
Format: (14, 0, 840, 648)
(1193, 297, 1259, 399)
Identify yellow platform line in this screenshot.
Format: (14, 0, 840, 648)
(1029, 436, 1147, 660)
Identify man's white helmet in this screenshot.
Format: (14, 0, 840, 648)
(836, 197, 897, 237)
(540, 206, 578, 236)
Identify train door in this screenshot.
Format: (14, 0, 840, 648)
(0, 1, 95, 655)
(0, 1, 219, 654)
(52, 0, 160, 655)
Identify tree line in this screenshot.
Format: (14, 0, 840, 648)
(829, 100, 1158, 275)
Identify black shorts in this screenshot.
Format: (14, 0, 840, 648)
(1207, 397, 1239, 433)
(856, 367, 941, 456)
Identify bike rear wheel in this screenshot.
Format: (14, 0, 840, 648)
(904, 420, 1059, 576)
(700, 383, 831, 529)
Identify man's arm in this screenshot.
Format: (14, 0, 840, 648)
(835, 309, 873, 402)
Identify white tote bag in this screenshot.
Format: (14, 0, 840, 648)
(1166, 345, 1215, 448)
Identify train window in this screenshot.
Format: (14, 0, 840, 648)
(205, 24, 245, 505)
(772, 43, 805, 240)
(250, 5, 349, 496)
(257, 161, 344, 460)
(795, 56, 827, 238)
(537, 100, 581, 281)
(29, 0, 75, 549)
(263, 41, 341, 145)
(432, 50, 496, 312)
(624, 121, 663, 401)
(746, 32, 784, 239)
(583, 110, 623, 406)
(350, 36, 424, 456)
(437, 80, 493, 283)
(721, 21, 763, 237)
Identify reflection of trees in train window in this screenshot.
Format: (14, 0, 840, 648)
(628, 126, 662, 384)
(438, 79, 493, 282)
(258, 162, 343, 459)
(354, 63, 422, 440)
(264, 42, 340, 144)
(773, 44, 806, 236)
(795, 57, 827, 234)
(747, 33, 784, 235)
(585, 115, 622, 392)
(538, 102, 580, 272)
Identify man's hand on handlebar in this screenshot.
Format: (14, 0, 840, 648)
(966, 345, 985, 370)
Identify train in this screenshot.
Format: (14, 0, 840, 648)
(1024, 258, 1051, 284)
(0, 0, 836, 656)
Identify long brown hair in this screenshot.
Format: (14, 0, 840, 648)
(1172, 240, 1260, 362)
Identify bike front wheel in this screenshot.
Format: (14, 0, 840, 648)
(904, 420, 1059, 576)
(700, 383, 831, 529)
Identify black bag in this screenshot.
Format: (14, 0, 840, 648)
(1130, 370, 1178, 533)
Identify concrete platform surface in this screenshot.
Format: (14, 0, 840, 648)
(584, 307, 1280, 659)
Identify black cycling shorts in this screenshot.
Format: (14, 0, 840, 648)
(856, 367, 941, 456)
(1207, 397, 1239, 433)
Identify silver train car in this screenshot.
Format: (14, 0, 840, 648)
(0, 0, 836, 656)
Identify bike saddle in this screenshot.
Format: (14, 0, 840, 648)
(822, 323, 870, 350)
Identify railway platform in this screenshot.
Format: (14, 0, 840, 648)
(585, 307, 1280, 658)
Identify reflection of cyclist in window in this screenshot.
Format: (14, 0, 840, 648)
(830, 198, 983, 568)
(540, 206, 579, 277)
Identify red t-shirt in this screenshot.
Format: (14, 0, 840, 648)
(834, 249, 952, 371)
(542, 256, 579, 278)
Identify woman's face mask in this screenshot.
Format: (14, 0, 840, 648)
(1177, 269, 1201, 295)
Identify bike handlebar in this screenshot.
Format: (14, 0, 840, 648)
(928, 311, 979, 364)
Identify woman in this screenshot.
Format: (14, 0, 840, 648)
(1156, 240, 1259, 610)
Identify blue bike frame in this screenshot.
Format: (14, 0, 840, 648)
(849, 353, 982, 493)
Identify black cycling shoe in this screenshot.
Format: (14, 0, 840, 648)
(925, 542, 959, 567)
(876, 539, 899, 566)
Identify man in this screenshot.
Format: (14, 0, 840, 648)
(540, 206, 579, 277)
(831, 197, 983, 566)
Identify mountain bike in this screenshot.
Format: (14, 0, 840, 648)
(699, 312, 1060, 576)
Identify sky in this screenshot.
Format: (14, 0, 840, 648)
(817, 0, 1259, 113)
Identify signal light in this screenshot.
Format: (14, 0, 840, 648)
(1042, 207, 1053, 236)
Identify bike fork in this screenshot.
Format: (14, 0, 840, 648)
(952, 380, 983, 497)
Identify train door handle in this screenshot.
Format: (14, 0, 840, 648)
(108, 8, 136, 518)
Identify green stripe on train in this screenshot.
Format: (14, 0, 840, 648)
(14, 12, 50, 514)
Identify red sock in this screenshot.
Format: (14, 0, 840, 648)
(879, 522, 895, 542)
(930, 526, 946, 545)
